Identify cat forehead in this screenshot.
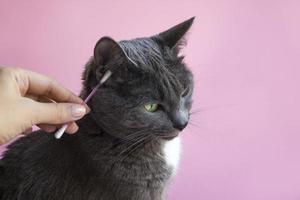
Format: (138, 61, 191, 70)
(124, 70, 185, 104)
(118, 37, 189, 99)
(119, 38, 183, 80)
(119, 38, 176, 69)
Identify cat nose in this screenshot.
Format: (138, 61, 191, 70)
(171, 111, 189, 131)
(173, 120, 188, 131)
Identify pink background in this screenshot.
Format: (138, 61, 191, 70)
(1, 0, 300, 199)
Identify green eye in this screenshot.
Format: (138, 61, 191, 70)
(144, 103, 159, 112)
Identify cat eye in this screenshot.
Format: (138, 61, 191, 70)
(144, 103, 159, 112)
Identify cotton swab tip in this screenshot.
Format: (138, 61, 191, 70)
(100, 70, 112, 84)
(54, 124, 68, 139)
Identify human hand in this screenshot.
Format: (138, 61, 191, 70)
(0, 67, 89, 144)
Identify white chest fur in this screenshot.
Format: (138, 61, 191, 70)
(162, 137, 181, 172)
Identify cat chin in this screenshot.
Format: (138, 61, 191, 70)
(159, 130, 180, 141)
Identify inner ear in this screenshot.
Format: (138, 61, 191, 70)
(94, 37, 124, 66)
(93, 37, 137, 74)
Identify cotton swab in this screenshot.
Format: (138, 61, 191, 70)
(54, 70, 112, 139)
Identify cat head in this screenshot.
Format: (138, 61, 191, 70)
(81, 17, 194, 141)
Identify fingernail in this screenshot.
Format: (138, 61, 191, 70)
(71, 105, 86, 119)
(86, 105, 91, 113)
(82, 103, 91, 113)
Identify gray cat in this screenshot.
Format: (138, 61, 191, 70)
(0, 17, 194, 200)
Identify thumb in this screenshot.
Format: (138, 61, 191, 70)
(31, 102, 87, 125)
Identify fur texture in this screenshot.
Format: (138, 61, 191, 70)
(0, 17, 194, 200)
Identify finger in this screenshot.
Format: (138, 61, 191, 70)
(17, 68, 84, 104)
(31, 102, 87, 125)
(65, 122, 78, 134)
(38, 124, 57, 133)
(22, 127, 33, 135)
(25, 94, 39, 101)
(25, 94, 91, 113)
(25, 94, 53, 103)
(39, 122, 78, 134)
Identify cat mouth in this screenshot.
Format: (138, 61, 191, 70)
(159, 130, 180, 140)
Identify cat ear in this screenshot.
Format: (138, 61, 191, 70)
(94, 36, 137, 68)
(82, 37, 129, 95)
(158, 17, 195, 49)
(94, 37, 125, 66)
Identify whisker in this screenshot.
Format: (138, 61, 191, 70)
(121, 129, 149, 141)
(188, 122, 201, 128)
(112, 133, 150, 165)
(118, 135, 153, 164)
(115, 133, 148, 156)
(119, 133, 148, 155)
(190, 104, 237, 114)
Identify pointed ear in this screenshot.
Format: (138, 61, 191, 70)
(82, 36, 137, 94)
(94, 37, 125, 66)
(82, 37, 128, 95)
(158, 17, 195, 49)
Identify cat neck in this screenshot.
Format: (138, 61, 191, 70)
(76, 113, 159, 146)
(75, 113, 165, 159)
(74, 112, 178, 178)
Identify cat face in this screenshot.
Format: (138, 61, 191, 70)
(82, 18, 194, 140)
